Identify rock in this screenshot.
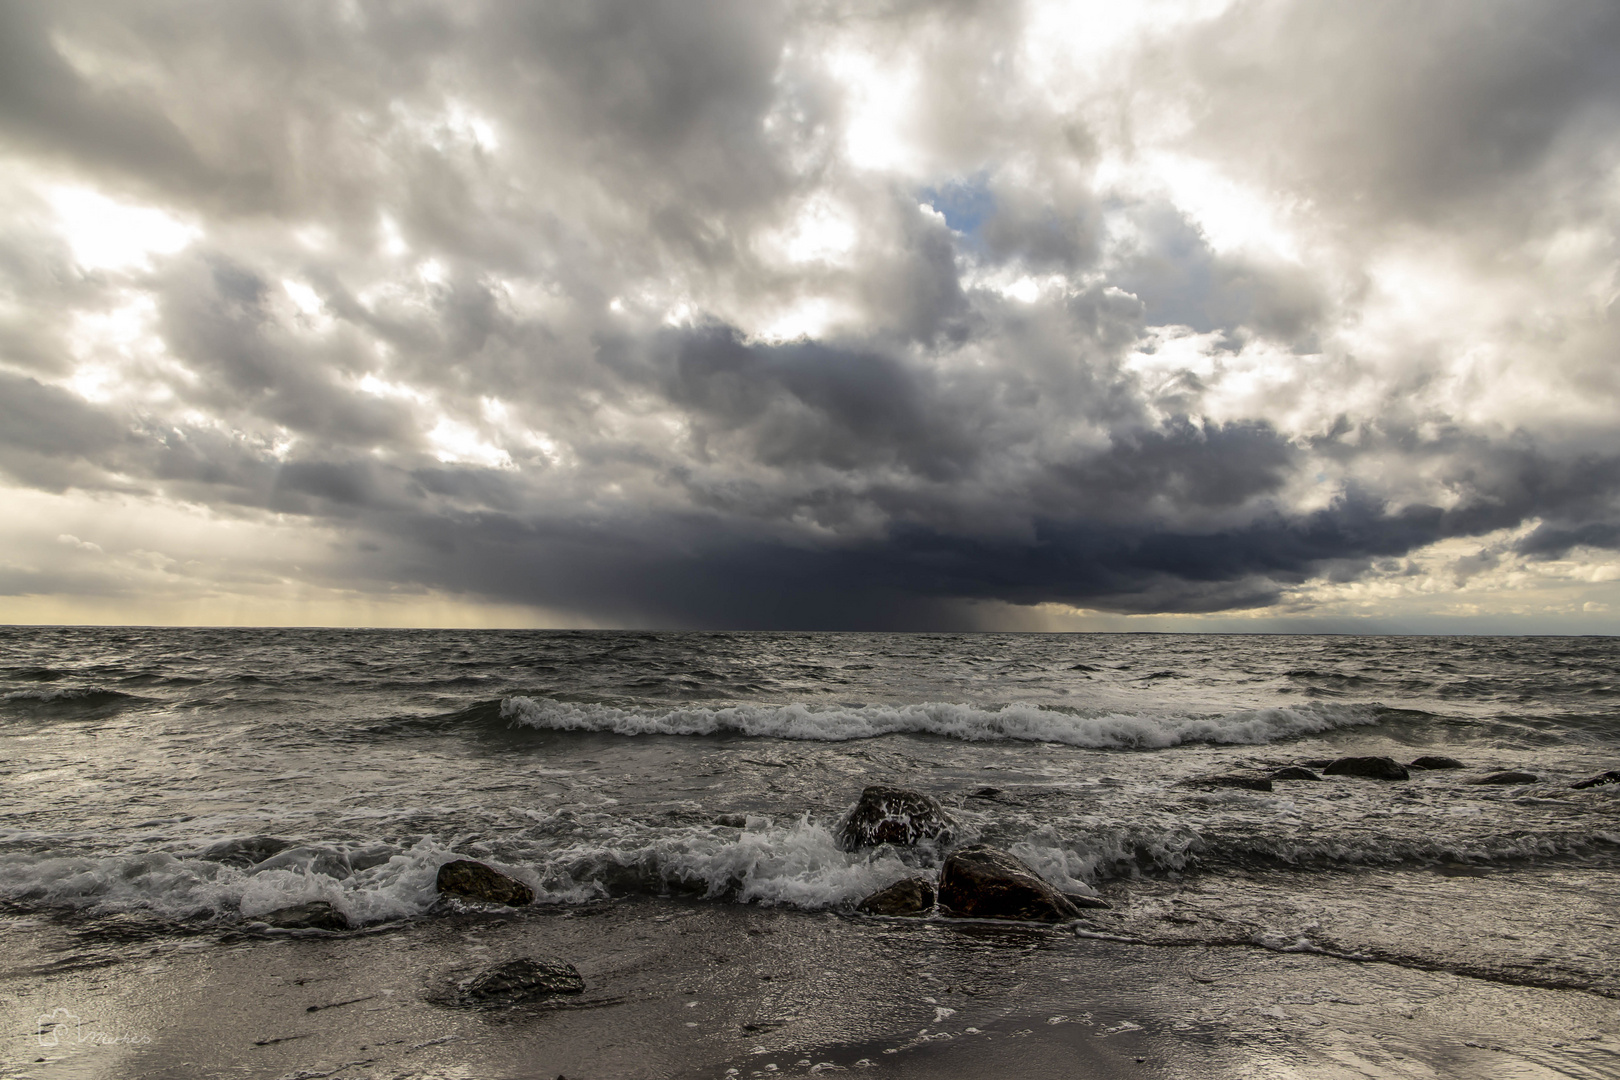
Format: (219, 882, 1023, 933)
(436, 859, 535, 906)
(856, 876, 936, 916)
(937, 845, 1081, 923)
(251, 845, 353, 879)
(1181, 775, 1273, 792)
(457, 958, 584, 1005)
(1410, 755, 1465, 770)
(1298, 759, 1334, 769)
(1270, 767, 1322, 781)
(200, 835, 292, 868)
(712, 813, 748, 828)
(835, 786, 955, 851)
(1062, 890, 1112, 910)
(258, 901, 351, 932)
(1469, 771, 1538, 785)
(1323, 756, 1410, 780)
(1572, 770, 1620, 789)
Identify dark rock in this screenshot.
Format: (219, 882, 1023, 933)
(1181, 775, 1273, 792)
(1323, 756, 1410, 780)
(457, 958, 584, 1004)
(836, 786, 955, 851)
(856, 876, 936, 916)
(1572, 770, 1620, 789)
(1469, 771, 1538, 785)
(436, 859, 535, 906)
(1271, 767, 1322, 781)
(1410, 756, 1465, 770)
(200, 835, 292, 868)
(712, 813, 748, 828)
(258, 901, 351, 932)
(1061, 890, 1112, 910)
(937, 845, 1081, 923)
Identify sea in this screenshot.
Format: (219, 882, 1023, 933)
(3, 628, 1619, 1047)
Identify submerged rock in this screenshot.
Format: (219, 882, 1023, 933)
(1572, 770, 1620, 789)
(1323, 756, 1410, 780)
(712, 813, 748, 828)
(436, 859, 535, 906)
(1181, 775, 1273, 792)
(836, 786, 955, 851)
(251, 845, 352, 879)
(1410, 755, 1465, 770)
(257, 900, 351, 932)
(457, 957, 584, 1005)
(1062, 890, 1112, 910)
(856, 876, 936, 916)
(1470, 770, 1538, 785)
(1271, 766, 1322, 781)
(200, 835, 292, 868)
(937, 845, 1081, 923)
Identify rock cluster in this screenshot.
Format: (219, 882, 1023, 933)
(436, 859, 535, 906)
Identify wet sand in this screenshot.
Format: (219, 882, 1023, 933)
(4, 899, 1618, 1079)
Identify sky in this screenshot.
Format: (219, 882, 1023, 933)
(2, 0, 1620, 632)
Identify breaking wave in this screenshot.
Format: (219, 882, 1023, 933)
(499, 696, 1390, 748)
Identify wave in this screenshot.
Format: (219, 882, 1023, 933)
(3, 813, 1615, 930)
(498, 696, 1390, 748)
(1, 686, 143, 712)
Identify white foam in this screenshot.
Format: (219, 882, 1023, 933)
(500, 697, 1384, 748)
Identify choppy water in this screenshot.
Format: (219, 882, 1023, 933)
(3, 629, 1617, 994)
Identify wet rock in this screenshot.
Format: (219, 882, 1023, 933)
(258, 901, 351, 932)
(457, 958, 584, 1005)
(1323, 756, 1410, 780)
(937, 845, 1081, 923)
(1062, 890, 1112, 910)
(251, 845, 353, 879)
(436, 859, 535, 906)
(836, 786, 955, 851)
(856, 876, 936, 916)
(712, 813, 748, 828)
(1572, 770, 1620, 789)
(1469, 770, 1538, 785)
(1271, 767, 1322, 781)
(1181, 775, 1273, 792)
(1410, 755, 1465, 770)
(200, 835, 292, 868)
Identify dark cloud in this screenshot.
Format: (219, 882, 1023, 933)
(2, 0, 1619, 626)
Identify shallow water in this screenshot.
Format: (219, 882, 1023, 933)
(1, 629, 1617, 1001)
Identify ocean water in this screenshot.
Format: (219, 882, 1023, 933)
(2, 628, 1618, 999)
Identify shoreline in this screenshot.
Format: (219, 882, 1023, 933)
(5, 897, 1618, 1079)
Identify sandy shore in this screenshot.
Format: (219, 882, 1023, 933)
(3, 899, 1618, 1079)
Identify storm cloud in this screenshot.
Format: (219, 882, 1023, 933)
(2, 0, 1619, 629)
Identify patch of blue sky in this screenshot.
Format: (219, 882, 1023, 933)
(920, 175, 994, 241)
